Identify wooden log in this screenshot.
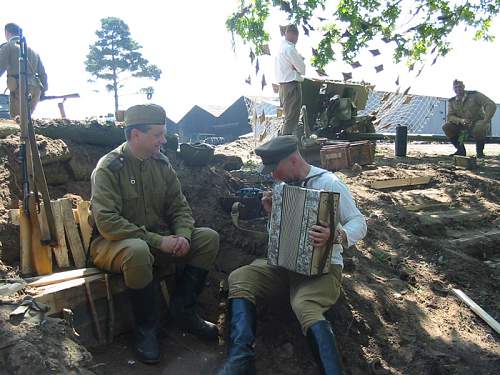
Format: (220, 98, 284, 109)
(452, 288, 500, 335)
(18, 207, 33, 275)
(26, 267, 102, 287)
(370, 176, 431, 190)
(50, 200, 70, 267)
(77, 201, 93, 253)
(59, 198, 86, 268)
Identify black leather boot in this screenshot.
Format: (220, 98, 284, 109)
(307, 320, 344, 375)
(449, 137, 466, 156)
(476, 141, 485, 158)
(215, 298, 256, 375)
(170, 265, 218, 340)
(128, 280, 160, 364)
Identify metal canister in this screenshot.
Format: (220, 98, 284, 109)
(395, 125, 407, 157)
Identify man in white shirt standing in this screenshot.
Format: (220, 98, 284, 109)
(215, 136, 367, 375)
(275, 24, 306, 135)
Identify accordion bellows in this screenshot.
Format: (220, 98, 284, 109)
(267, 183, 340, 276)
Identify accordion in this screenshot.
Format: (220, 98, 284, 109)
(267, 183, 340, 276)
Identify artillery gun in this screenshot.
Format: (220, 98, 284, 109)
(296, 78, 375, 147)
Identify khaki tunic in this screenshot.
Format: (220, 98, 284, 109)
(443, 91, 497, 141)
(90, 143, 219, 289)
(0, 36, 47, 118)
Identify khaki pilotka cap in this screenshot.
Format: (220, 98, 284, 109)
(255, 135, 298, 174)
(125, 104, 166, 127)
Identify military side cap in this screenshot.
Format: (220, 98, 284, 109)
(125, 104, 166, 127)
(255, 135, 298, 174)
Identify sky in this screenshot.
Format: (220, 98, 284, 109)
(2, 0, 499, 121)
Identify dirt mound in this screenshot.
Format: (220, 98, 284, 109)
(1, 126, 499, 375)
(0, 262, 95, 375)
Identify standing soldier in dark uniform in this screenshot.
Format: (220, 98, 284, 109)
(0, 23, 47, 118)
(442, 79, 496, 158)
(90, 104, 220, 364)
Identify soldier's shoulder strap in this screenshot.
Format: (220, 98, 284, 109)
(151, 151, 171, 165)
(99, 144, 126, 173)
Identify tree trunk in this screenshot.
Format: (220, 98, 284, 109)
(111, 41, 119, 116)
(112, 75, 119, 116)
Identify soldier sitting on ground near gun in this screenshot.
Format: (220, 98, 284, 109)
(215, 136, 367, 375)
(90, 104, 220, 364)
(442, 79, 496, 158)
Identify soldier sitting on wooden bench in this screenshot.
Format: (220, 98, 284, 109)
(90, 104, 220, 364)
(215, 136, 367, 375)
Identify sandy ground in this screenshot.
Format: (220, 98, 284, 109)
(1, 135, 499, 375)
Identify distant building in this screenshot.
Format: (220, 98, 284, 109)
(173, 96, 253, 142)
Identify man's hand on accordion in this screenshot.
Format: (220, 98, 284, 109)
(309, 221, 331, 247)
(261, 191, 273, 214)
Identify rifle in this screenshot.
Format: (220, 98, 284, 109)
(41, 93, 80, 101)
(18, 29, 57, 275)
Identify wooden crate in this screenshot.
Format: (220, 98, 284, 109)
(347, 141, 375, 166)
(320, 144, 350, 171)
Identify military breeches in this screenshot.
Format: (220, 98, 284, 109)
(442, 121, 491, 141)
(279, 81, 302, 135)
(228, 258, 342, 334)
(9, 86, 41, 119)
(91, 227, 219, 289)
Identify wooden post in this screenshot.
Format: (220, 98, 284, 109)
(452, 288, 500, 335)
(58, 102, 66, 119)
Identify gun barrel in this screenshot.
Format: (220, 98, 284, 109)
(41, 93, 80, 101)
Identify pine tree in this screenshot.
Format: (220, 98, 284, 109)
(85, 17, 161, 114)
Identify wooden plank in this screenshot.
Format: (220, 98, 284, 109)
(404, 202, 451, 212)
(59, 198, 86, 268)
(34, 274, 105, 315)
(35, 273, 104, 296)
(34, 274, 123, 316)
(77, 201, 93, 253)
(19, 207, 33, 275)
(370, 176, 431, 190)
(50, 200, 70, 267)
(26, 267, 102, 287)
(452, 288, 500, 335)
